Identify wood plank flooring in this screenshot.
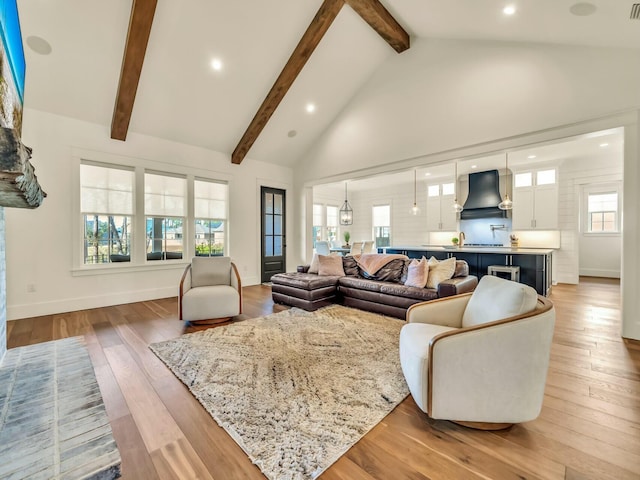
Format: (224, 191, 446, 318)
(6, 278, 640, 480)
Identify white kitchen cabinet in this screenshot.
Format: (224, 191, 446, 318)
(512, 169, 558, 230)
(426, 182, 457, 231)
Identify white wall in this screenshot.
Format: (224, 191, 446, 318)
(555, 155, 623, 282)
(5, 108, 294, 320)
(297, 38, 640, 183)
(342, 182, 429, 249)
(294, 38, 640, 339)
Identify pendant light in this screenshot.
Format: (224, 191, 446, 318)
(498, 152, 513, 210)
(339, 182, 353, 225)
(452, 161, 464, 213)
(410, 169, 421, 216)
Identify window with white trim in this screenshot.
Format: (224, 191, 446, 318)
(326, 205, 339, 243)
(586, 189, 620, 233)
(194, 179, 228, 256)
(373, 204, 391, 247)
(80, 163, 134, 264)
(144, 172, 186, 260)
(312, 204, 323, 248)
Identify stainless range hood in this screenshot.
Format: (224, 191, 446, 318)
(460, 170, 507, 219)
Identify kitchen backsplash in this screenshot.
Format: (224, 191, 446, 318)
(459, 217, 513, 245)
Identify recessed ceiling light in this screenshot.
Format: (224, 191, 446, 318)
(210, 58, 223, 71)
(424, 172, 431, 176)
(599, 143, 609, 147)
(471, 165, 477, 169)
(569, 2, 597, 16)
(503, 5, 516, 15)
(528, 155, 537, 159)
(26, 36, 52, 55)
(305, 103, 316, 114)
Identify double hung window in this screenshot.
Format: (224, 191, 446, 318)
(144, 172, 186, 260)
(79, 158, 228, 269)
(194, 179, 228, 256)
(373, 205, 391, 247)
(312, 204, 323, 248)
(586, 191, 620, 233)
(80, 163, 134, 264)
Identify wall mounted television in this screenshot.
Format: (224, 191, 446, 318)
(0, 0, 25, 134)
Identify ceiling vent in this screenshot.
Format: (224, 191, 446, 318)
(631, 4, 640, 19)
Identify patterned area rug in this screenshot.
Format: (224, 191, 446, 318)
(150, 305, 409, 480)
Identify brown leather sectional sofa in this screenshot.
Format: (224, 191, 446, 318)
(271, 256, 478, 319)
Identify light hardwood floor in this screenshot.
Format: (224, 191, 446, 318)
(7, 278, 640, 480)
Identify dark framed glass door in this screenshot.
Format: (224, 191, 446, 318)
(261, 187, 286, 283)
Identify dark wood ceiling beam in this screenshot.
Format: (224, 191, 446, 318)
(111, 0, 158, 141)
(231, 0, 345, 165)
(344, 0, 410, 53)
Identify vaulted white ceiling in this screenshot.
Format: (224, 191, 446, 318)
(16, 0, 640, 167)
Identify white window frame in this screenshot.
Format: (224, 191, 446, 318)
(71, 148, 232, 275)
(312, 203, 324, 248)
(326, 205, 339, 244)
(144, 171, 187, 262)
(80, 161, 134, 265)
(372, 204, 391, 247)
(194, 178, 228, 258)
(582, 183, 622, 236)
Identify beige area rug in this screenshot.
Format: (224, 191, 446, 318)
(149, 305, 409, 480)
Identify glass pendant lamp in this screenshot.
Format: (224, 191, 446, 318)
(452, 161, 464, 213)
(410, 169, 421, 216)
(498, 152, 513, 210)
(339, 182, 353, 225)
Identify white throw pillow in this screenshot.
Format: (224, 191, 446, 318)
(425, 256, 456, 289)
(308, 253, 320, 274)
(404, 257, 429, 288)
(462, 275, 538, 327)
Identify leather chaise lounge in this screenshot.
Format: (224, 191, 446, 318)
(271, 254, 478, 319)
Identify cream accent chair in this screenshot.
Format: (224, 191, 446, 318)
(349, 242, 363, 255)
(179, 256, 242, 324)
(362, 241, 375, 254)
(399, 275, 555, 430)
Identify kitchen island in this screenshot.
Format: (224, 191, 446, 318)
(380, 245, 553, 296)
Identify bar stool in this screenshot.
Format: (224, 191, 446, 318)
(488, 265, 520, 282)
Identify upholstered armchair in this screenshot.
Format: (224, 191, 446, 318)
(179, 256, 242, 324)
(399, 275, 555, 430)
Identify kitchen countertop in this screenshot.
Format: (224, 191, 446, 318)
(383, 245, 555, 255)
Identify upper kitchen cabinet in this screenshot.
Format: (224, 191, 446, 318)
(426, 180, 457, 231)
(512, 168, 558, 230)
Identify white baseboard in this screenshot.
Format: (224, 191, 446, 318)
(242, 275, 260, 286)
(7, 286, 177, 321)
(579, 268, 620, 279)
(7, 276, 265, 321)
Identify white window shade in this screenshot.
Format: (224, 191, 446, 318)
(588, 192, 617, 212)
(373, 205, 390, 227)
(81, 163, 134, 215)
(145, 173, 186, 217)
(326, 206, 338, 227)
(194, 179, 227, 219)
(313, 204, 323, 225)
